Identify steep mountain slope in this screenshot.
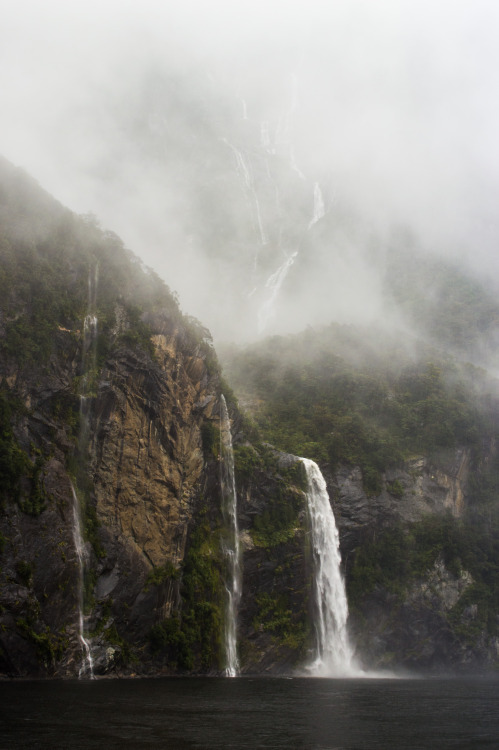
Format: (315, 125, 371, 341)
(2, 156, 499, 677)
(0, 157, 311, 677)
(0, 156, 219, 675)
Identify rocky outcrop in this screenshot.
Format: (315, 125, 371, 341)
(230, 448, 311, 673)
(332, 449, 470, 555)
(348, 554, 498, 673)
(329, 447, 499, 673)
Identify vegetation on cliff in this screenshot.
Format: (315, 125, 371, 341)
(223, 325, 497, 494)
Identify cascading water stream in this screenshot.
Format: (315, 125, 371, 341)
(220, 396, 241, 677)
(222, 139, 268, 247)
(301, 458, 356, 676)
(70, 264, 99, 679)
(71, 483, 95, 679)
(258, 251, 298, 334)
(308, 182, 325, 228)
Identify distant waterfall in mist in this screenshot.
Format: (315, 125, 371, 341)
(80, 265, 99, 434)
(220, 396, 241, 677)
(301, 458, 356, 676)
(71, 483, 95, 679)
(223, 139, 268, 247)
(308, 182, 325, 228)
(258, 251, 298, 334)
(82, 265, 99, 376)
(260, 120, 274, 154)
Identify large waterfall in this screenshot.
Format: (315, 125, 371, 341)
(301, 458, 356, 676)
(220, 396, 241, 677)
(71, 483, 94, 679)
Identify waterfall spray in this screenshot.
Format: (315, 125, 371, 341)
(301, 458, 356, 676)
(220, 396, 241, 677)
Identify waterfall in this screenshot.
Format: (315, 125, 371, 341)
(80, 266, 99, 431)
(301, 458, 356, 676)
(83, 266, 98, 364)
(237, 95, 248, 120)
(220, 396, 241, 677)
(70, 484, 95, 679)
(253, 194, 268, 247)
(289, 145, 306, 181)
(70, 264, 99, 678)
(258, 251, 298, 334)
(83, 314, 98, 355)
(261, 120, 274, 154)
(222, 139, 268, 246)
(308, 182, 325, 228)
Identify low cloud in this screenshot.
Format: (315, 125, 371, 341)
(2, 1, 499, 341)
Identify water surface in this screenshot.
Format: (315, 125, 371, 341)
(1, 676, 498, 749)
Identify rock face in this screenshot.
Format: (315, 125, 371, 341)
(331, 448, 499, 673)
(0, 158, 314, 679)
(92, 325, 213, 573)
(84, 317, 225, 675)
(0, 303, 222, 676)
(0, 157, 233, 676)
(333, 449, 470, 554)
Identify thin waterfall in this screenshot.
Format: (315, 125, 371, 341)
(258, 251, 298, 334)
(253, 194, 268, 246)
(80, 264, 99, 435)
(222, 139, 268, 246)
(261, 120, 274, 154)
(70, 483, 95, 679)
(220, 396, 241, 677)
(308, 182, 325, 228)
(301, 458, 356, 676)
(71, 263, 99, 679)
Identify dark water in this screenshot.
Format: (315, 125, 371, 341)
(0, 676, 498, 749)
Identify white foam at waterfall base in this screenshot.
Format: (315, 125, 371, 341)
(220, 396, 241, 677)
(300, 458, 359, 677)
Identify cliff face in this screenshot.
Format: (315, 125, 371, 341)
(0, 294, 223, 676)
(0, 158, 232, 676)
(0, 158, 314, 679)
(332, 449, 499, 672)
(81, 315, 225, 675)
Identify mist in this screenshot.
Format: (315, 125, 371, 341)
(2, 0, 499, 344)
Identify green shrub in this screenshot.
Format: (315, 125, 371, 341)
(144, 562, 179, 590)
(386, 480, 404, 499)
(200, 420, 219, 460)
(15, 560, 34, 587)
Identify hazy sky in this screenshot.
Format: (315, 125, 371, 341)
(1, 0, 499, 338)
